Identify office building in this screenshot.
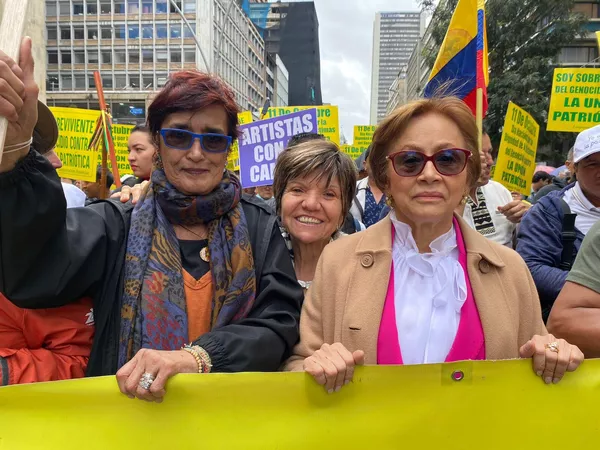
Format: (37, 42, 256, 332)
(46, 0, 266, 123)
(557, 0, 599, 66)
(370, 11, 424, 124)
(245, 0, 322, 106)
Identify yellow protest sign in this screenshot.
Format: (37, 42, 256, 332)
(353, 125, 376, 147)
(264, 106, 340, 144)
(341, 144, 366, 160)
(51, 107, 101, 182)
(493, 102, 539, 195)
(547, 68, 600, 132)
(1, 360, 600, 449)
(94, 123, 135, 178)
(227, 111, 254, 172)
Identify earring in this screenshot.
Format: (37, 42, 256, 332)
(460, 195, 469, 205)
(385, 195, 394, 208)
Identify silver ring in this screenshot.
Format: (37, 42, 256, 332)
(138, 372, 155, 390)
(545, 342, 559, 353)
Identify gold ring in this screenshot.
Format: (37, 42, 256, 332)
(545, 342, 559, 353)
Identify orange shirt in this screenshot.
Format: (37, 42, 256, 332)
(183, 270, 213, 341)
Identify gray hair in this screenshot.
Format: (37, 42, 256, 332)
(273, 140, 358, 223)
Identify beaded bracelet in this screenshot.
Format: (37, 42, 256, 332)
(182, 344, 203, 373)
(193, 345, 213, 373)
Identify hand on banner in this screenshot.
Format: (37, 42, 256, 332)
(303, 343, 365, 394)
(111, 180, 149, 204)
(519, 334, 584, 384)
(0, 37, 38, 172)
(497, 200, 531, 224)
(116, 348, 199, 402)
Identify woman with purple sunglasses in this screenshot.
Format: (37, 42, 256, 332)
(283, 97, 583, 392)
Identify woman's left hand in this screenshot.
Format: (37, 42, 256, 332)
(116, 348, 199, 402)
(519, 334, 584, 384)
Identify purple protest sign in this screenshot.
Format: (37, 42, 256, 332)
(238, 109, 318, 188)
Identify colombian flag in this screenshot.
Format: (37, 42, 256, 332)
(424, 0, 489, 117)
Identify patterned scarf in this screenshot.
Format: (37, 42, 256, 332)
(118, 169, 256, 368)
(466, 188, 496, 237)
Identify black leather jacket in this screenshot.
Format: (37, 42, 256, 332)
(0, 150, 303, 376)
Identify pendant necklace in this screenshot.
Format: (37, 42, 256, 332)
(178, 224, 210, 263)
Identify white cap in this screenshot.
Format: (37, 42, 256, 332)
(574, 124, 600, 163)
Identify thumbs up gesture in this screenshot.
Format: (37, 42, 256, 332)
(0, 37, 39, 171)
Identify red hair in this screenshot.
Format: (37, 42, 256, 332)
(147, 71, 240, 139)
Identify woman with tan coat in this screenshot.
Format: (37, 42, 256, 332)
(284, 97, 583, 393)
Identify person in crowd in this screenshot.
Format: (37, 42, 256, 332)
(547, 221, 600, 357)
(517, 124, 600, 321)
(273, 139, 357, 292)
(529, 171, 554, 201)
(32, 100, 87, 208)
(0, 38, 94, 386)
(460, 132, 530, 247)
(350, 146, 387, 228)
(243, 187, 256, 197)
(256, 184, 276, 211)
(0, 59, 303, 402)
(283, 97, 583, 391)
(533, 149, 572, 203)
(127, 124, 155, 183)
(81, 165, 115, 204)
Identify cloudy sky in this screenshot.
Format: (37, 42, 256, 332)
(312, 0, 421, 144)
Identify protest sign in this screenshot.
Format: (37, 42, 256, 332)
(264, 106, 339, 144)
(239, 109, 318, 188)
(51, 107, 101, 182)
(341, 145, 366, 160)
(547, 68, 600, 132)
(95, 123, 135, 177)
(353, 125, 376, 147)
(1, 360, 600, 449)
(227, 111, 254, 172)
(493, 102, 539, 195)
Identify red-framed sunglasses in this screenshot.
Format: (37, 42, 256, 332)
(386, 148, 472, 177)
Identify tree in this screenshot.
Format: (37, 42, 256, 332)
(420, 0, 586, 164)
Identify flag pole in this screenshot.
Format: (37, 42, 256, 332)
(476, 88, 483, 153)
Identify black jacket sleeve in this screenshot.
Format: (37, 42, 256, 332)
(193, 217, 303, 372)
(0, 150, 128, 308)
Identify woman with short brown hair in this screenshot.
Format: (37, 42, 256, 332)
(273, 138, 357, 291)
(284, 97, 583, 392)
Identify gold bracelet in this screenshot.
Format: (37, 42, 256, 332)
(182, 344, 202, 373)
(193, 345, 212, 373)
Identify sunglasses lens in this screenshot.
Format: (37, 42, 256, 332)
(393, 152, 425, 176)
(202, 134, 230, 153)
(435, 149, 467, 175)
(164, 130, 192, 149)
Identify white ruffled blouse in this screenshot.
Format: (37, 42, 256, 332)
(390, 212, 467, 365)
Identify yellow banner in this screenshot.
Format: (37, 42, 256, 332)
(264, 106, 340, 144)
(51, 107, 101, 182)
(1, 361, 600, 448)
(493, 102, 539, 195)
(98, 123, 135, 178)
(227, 111, 254, 172)
(547, 68, 600, 132)
(353, 125, 376, 148)
(341, 144, 367, 160)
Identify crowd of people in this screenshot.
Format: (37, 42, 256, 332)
(1, 38, 599, 400)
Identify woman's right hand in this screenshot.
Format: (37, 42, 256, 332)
(111, 180, 148, 204)
(303, 343, 364, 394)
(0, 37, 39, 172)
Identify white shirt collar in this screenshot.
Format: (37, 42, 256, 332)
(574, 182, 600, 212)
(389, 211, 457, 256)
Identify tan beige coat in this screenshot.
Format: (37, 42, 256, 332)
(284, 214, 546, 371)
